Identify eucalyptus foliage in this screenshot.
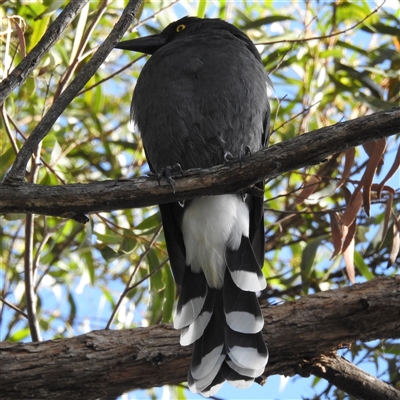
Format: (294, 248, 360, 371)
(1, 1, 399, 399)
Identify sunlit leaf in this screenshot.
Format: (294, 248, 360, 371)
(162, 265, 175, 323)
(99, 245, 119, 262)
(147, 248, 163, 291)
(133, 213, 161, 234)
(353, 251, 375, 280)
(8, 327, 31, 342)
(300, 237, 325, 291)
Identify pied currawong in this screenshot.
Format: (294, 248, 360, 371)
(116, 16, 271, 397)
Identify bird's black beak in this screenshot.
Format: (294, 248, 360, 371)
(115, 33, 168, 55)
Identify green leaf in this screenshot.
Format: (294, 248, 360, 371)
(95, 232, 123, 245)
(362, 23, 400, 37)
(8, 327, 31, 342)
(99, 245, 119, 262)
(70, 3, 89, 61)
(147, 248, 163, 291)
(242, 15, 295, 30)
(197, 1, 206, 18)
(133, 212, 161, 234)
(50, 140, 62, 165)
(354, 251, 375, 280)
(81, 250, 95, 285)
(119, 236, 137, 254)
(101, 285, 116, 308)
(0, 146, 15, 179)
(162, 265, 175, 323)
(2, 213, 26, 221)
(67, 291, 77, 325)
(300, 237, 325, 292)
(28, 14, 49, 51)
(149, 290, 164, 325)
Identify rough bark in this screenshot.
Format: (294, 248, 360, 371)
(1, 276, 399, 400)
(300, 353, 400, 400)
(1, 107, 399, 220)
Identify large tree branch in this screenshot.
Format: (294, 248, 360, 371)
(1, 277, 399, 400)
(1, 107, 399, 219)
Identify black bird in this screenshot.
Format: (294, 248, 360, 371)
(116, 16, 271, 396)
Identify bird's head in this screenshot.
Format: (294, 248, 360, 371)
(115, 16, 257, 57)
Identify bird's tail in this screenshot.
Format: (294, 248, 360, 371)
(174, 238, 268, 397)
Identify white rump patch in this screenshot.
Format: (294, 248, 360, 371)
(181, 195, 249, 289)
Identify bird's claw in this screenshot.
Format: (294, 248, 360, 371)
(244, 145, 252, 156)
(224, 146, 252, 166)
(224, 152, 235, 162)
(148, 163, 183, 194)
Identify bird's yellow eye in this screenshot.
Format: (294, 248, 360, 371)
(176, 24, 186, 32)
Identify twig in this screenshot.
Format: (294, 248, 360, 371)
(24, 213, 42, 341)
(271, 100, 321, 134)
(0, 297, 28, 319)
(259, 1, 386, 46)
(105, 223, 163, 329)
(0, 103, 19, 154)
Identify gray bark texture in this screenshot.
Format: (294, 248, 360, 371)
(1, 276, 399, 400)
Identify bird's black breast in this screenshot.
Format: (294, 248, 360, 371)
(132, 31, 269, 172)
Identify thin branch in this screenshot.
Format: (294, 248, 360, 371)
(0, 0, 90, 105)
(0, 104, 19, 154)
(2, 0, 143, 184)
(127, 258, 169, 292)
(271, 100, 321, 134)
(259, 1, 386, 46)
(77, 57, 143, 95)
(105, 224, 163, 329)
(22, 118, 44, 342)
(269, 14, 317, 75)
(23, 213, 42, 342)
(34, 223, 85, 291)
(0, 297, 28, 319)
(6, 112, 67, 184)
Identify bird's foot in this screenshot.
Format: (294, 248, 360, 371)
(148, 163, 183, 193)
(224, 151, 235, 163)
(224, 146, 252, 166)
